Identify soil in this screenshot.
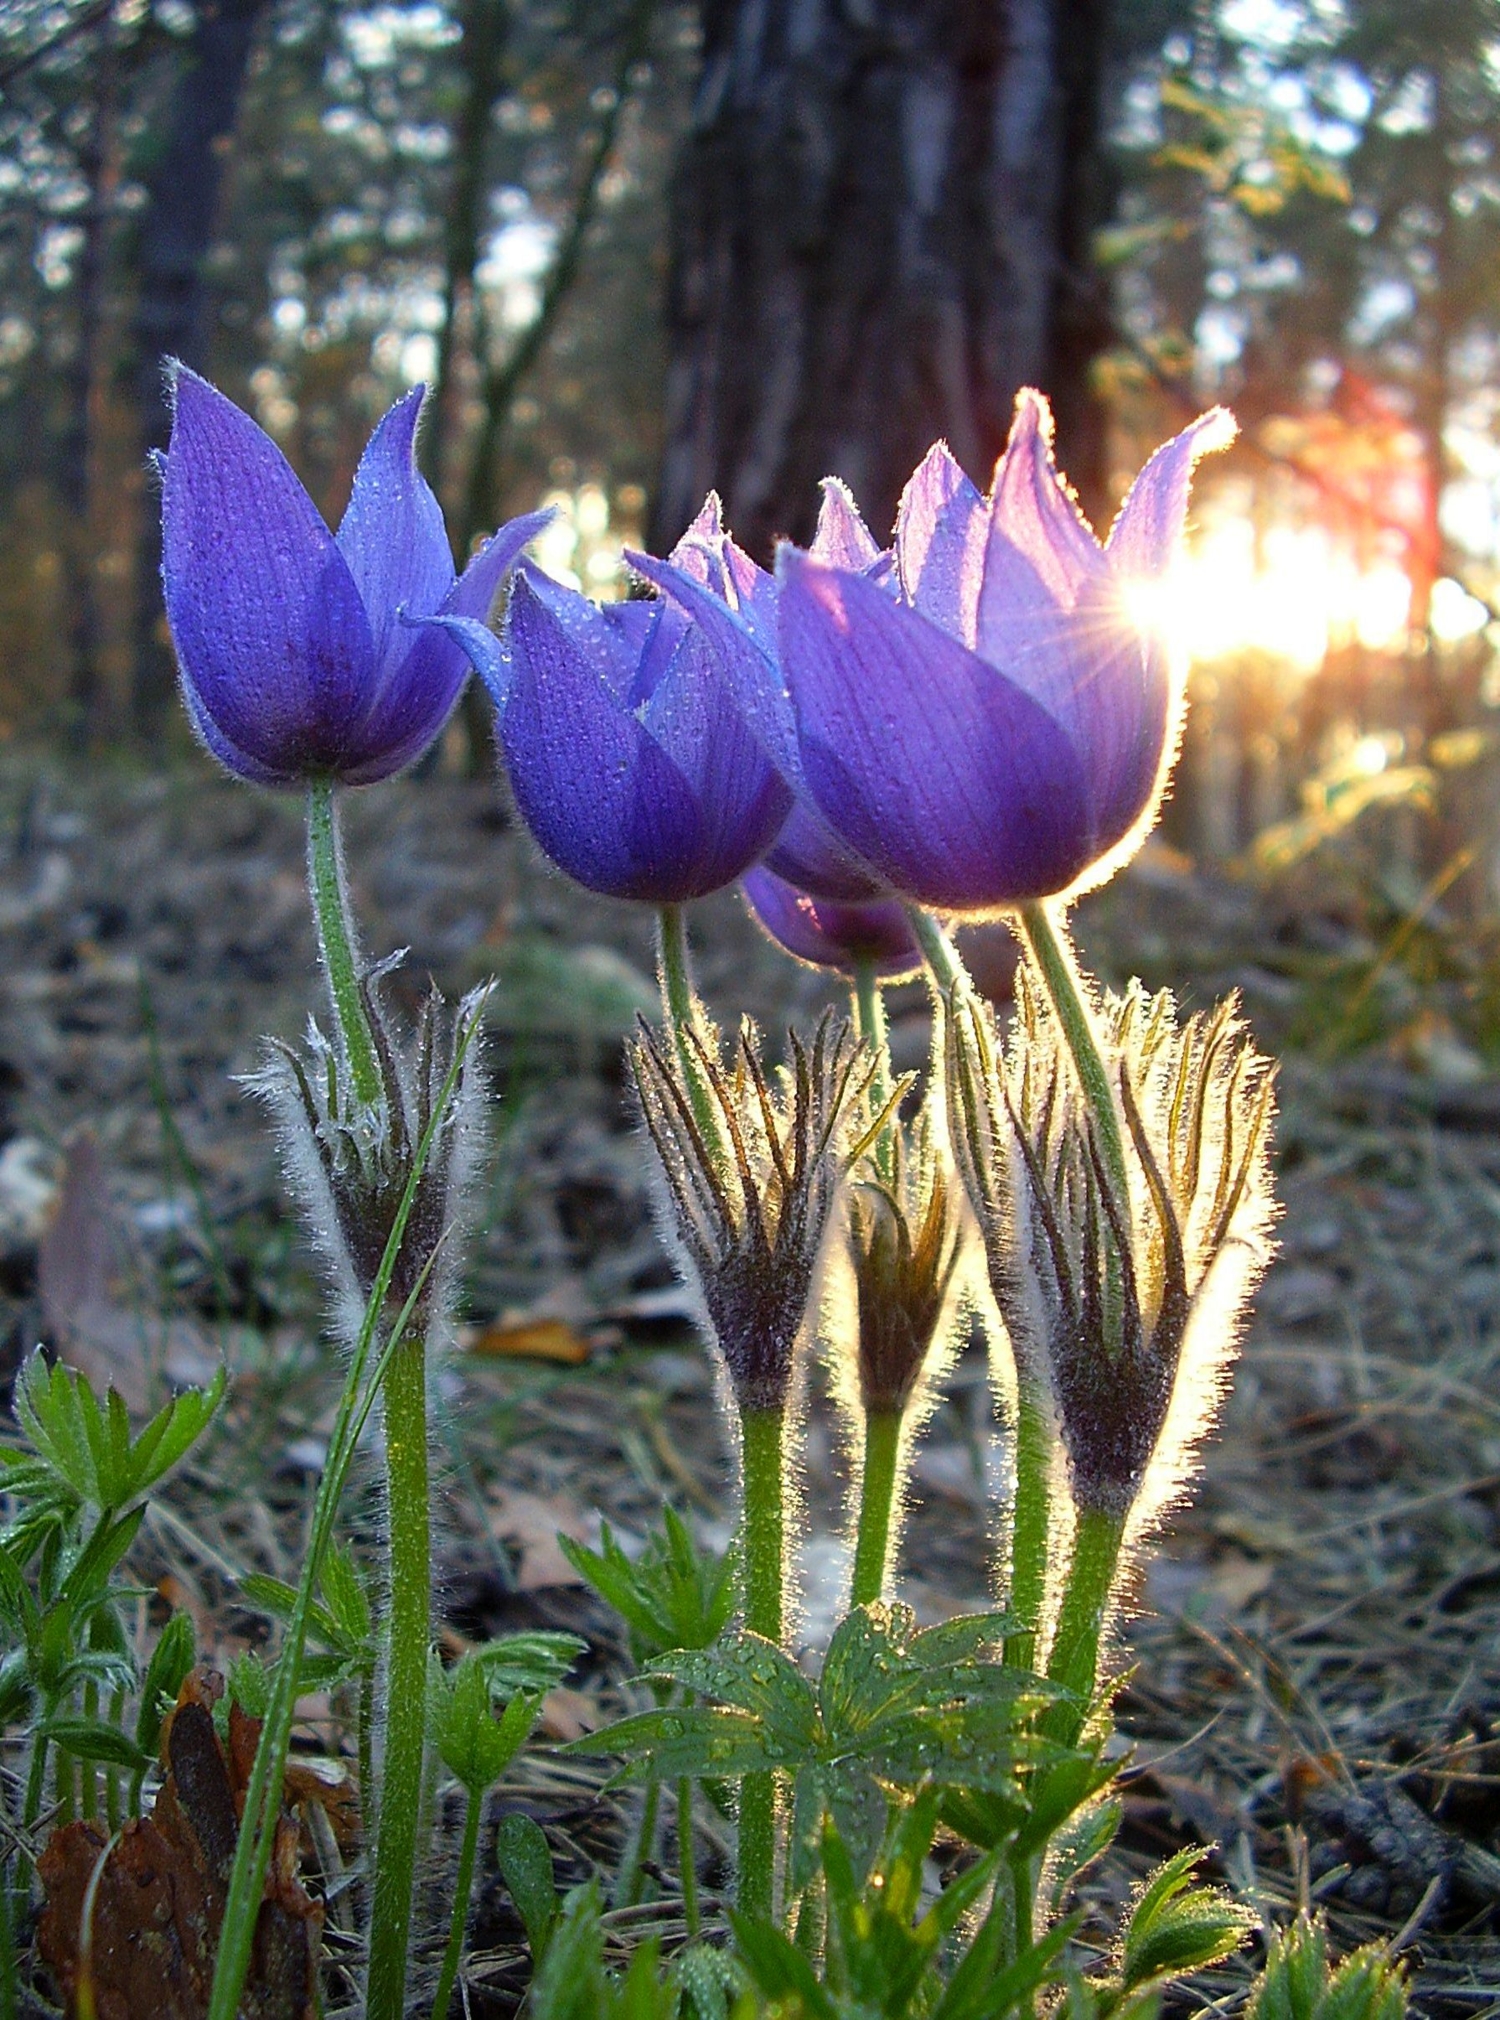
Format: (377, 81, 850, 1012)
(2, 749, 1498, 2016)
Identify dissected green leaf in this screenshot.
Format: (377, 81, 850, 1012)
(1245, 1917, 1407, 2020)
(1116, 1848, 1253, 1994)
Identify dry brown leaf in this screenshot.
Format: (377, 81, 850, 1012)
(37, 1667, 322, 2020)
(489, 1485, 594, 1589)
(467, 1316, 594, 1365)
(538, 1686, 599, 1742)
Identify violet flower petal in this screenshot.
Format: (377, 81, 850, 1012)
(780, 550, 1093, 909)
(893, 441, 987, 644)
(1105, 406, 1237, 580)
(763, 798, 891, 903)
(334, 385, 453, 678)
(342, 509, 554, 782)
(161, 367, 374, 781)
(743, 867, 921, 979)
(639, 629, 793, 891)
(499, 574, 711, 900)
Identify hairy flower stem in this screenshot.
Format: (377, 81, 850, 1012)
(739, 1404, 785, 1921)
(366, 1329, 432, 2020)
(905, 907, 966, 999)
(431, 1783, 483, 2020)
(678, 1776, 700, 1937)
(307, 779, 382, 1110)
(1006, 1392, 1054, 1672)
(850, 1408, 902, 1608)
(657, 904, 723, 1156)
(1014, 903, 1129, 1216)
(1044, 1505, 1126, 1743)
(852, 959, 894, 1184)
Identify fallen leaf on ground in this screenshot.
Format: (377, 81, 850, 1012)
(467, 1317, 593, 1364)
(37, 1666, 322, 2020)
(489, 1485, 595, 1589)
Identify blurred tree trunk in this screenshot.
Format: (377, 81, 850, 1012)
(128, 0, 269, 736)
(59, 30, 120, 750)
(424, 0, 513, 508)
(651, 0, 1116, 558)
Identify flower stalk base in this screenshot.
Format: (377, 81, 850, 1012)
(365, 1330, 432, 2020)
(738, 1405, 785, 1921)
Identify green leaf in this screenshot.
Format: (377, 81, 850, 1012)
(562, 1511, 737, 1665)
(319, 1539, 373, 1648)
(135, 1610, 195, 1756)
(474, 1630, 583, 1697)
(39, 1714, 150, 1772)
(432, 1652, 538, 1793)
(496, 1811, 559, 1962)
(729, 1909, 837, 2019)
(1246, 1917, 1407, 2020)
(568, 1704, 782, 1783)
(530, 1879, 606, 2020)
(1119, 1848, 1254, 1993)
(652, 1633, 818, 1748)
(228, 1648, 272, 1719)
(13, 1352, 223, 1511)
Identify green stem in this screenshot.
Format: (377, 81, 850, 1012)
(677, 1776, 699, 1937)
(1005, 1390, 1054, 1672)
(657, 903, 722, 1156)
(851, 959, 895, 1183)
(616, 1778, 661, 1908)
(209, 1002, 482, 2020)
(307, 778, 382, 1110)
(738, 1405, 785, 1922)
(1014, 902, 1128, 1213)
(431, 1783, 484, 2020)
(904, 907, 967, 999)
(0, 1868, 16, 2020)
(1044, 1505, 1126, 1743)
(850, 1408, 903, 1609)
(81, 1681, 97, 1822)
(366, 1331, 433, 2020)
(358, 1663, 375, 1838)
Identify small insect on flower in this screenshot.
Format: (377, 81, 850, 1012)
(948, 973, 1277, 1529)
(630, 1012, 881, 1415)
(158, 367, 549, 786)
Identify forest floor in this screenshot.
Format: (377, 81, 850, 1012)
(3, 748, 1499, 2017)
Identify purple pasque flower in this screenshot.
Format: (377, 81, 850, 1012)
(773, 391, 1235, 912)
(628, 481, 893, 904)
(159, 366, 550, 787)
(424, 514, 793, 902)
(742, 867, 921, 980)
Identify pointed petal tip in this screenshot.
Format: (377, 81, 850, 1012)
(1012, 386, 1056, 438)
(1189, 405, 1237, 457)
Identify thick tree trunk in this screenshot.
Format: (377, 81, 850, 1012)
(651, 0, 1114, 557)
(128, 0, 269, 734)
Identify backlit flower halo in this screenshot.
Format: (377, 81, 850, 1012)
(633, 392, 1233, 917)
(159, 366, 550, 786)
(775, 392, 1235, 913)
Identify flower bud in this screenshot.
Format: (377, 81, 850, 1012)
(948, 974, 1276, 1524)
(250, 970, 487, 1338)
(631, 1012, 875, 1414)
(845, 1123, 965, 1419)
